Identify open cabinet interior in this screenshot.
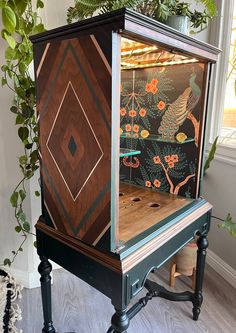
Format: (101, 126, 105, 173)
(118, 36, 208, 248)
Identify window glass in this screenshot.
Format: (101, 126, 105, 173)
(220, 3, 236, 147)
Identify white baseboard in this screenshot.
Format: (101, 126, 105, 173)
(6, 261, 61, 289)
(6, 267, 41, 289)
(207, 249, 236, 289)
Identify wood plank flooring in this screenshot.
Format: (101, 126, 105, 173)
(17, 264, 236, 333)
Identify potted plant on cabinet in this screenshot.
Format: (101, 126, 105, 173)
(67, 0, 217, 35)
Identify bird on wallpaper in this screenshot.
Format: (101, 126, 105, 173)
(158, 72, 201, 142)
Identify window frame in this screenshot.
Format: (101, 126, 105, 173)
(207, 0, 236, 164)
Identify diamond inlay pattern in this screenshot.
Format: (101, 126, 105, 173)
(47, 82, 103, 200)
(37, 36, 112, 245)
(68, 136, 77, 156)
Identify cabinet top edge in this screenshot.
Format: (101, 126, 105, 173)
(30, 8, 220, 61)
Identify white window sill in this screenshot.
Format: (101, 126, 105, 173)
(206, 142, 236, 166)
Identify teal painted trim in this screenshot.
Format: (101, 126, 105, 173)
(119, 198, 208, 259)
(74, 181, 111, 234)
(42, 159, 111, 236)
(199, 64, 212, 197)
(110, 32, 122, 252)
(42, 165, 75, 234)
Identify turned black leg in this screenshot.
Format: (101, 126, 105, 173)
(38, 256, 56, 333)
(192, 234, 209, 321)
(110, 308, 130, 333)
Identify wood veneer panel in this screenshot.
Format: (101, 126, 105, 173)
(36, 34, 112, 246)
(119, 183, 193, 243)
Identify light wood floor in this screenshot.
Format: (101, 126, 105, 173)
(17, 264, 236, 333)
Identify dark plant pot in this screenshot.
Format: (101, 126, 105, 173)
(165, 15, 190, 35)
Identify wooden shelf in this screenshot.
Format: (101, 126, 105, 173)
(119, 183, 193, 244)
(120, 133, 195, 144)
(120, 148, 141, 157)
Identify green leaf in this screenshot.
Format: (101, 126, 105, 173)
(15, 225, 22, 233)
(32, 23, 45, 34)
(19, 189, 26, 201)
(0, 1, 6, 10)
(204, 136, 218, 174)
(22, 106, 34, 118)
(26, 170, 34, 179)
(35, 190, 40, 197)
(19, 155, 27, 164)
(37, 0, 44, 9)
(4, 258, 11, 267)
(19, 247, 23, 252)
(25, 143, 33, 149)
(218, 214, 236, 238)
(2, 31, 16, 49)
(18, 126, 29, 141)
(16, 114, 25, 124)
(10, 191, 18, 207)
(14, 0, 28, 14)
(5, 46, 16, 59)
(196, 0, 218, 17)
(2, 77, 6, 86)
(18, 211, 27, 223)
(2, 6, 17, 34)
(23, 221, 30, 232)
(10, 105, 18, 114)
(30, 149, 38, 164)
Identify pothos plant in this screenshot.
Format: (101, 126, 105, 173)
(0, 0, 45, 267)
(204, 137, 236, 238)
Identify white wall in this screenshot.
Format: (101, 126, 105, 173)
(203, 159, 236, 270)
(0, 0, 73, 288)
(203, 0, 236, 273)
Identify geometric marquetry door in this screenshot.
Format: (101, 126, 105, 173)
(35, 35, 113, 248)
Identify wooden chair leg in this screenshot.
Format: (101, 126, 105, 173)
(169, 262, 177, 288)
(192, 267, 196, 290)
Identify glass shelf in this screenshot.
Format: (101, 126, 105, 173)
(120, 133, 195, 144)
(120, 148, 141, 157)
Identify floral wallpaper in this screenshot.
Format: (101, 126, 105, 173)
(120, 63, 206, 198)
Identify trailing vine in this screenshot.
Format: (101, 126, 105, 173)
(0, 0, 45, 267)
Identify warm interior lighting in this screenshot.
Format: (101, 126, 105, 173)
(121, 37, 198, 69)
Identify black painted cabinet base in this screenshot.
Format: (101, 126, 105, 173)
(36, 210, 210, 333)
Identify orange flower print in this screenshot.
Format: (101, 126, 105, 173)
(157, 101, 166, 110)
(168, 161, 175, 168)
(145, 180, 152, 188)
(153, 156, 161, 164)
(145, 83, 152, 92)
(151, 86, 158, 94)
(129, 109, 137, 118)
(154, 179, 161, 188)
(151, 79, 158, 86)
(125, 124, 131, 132)
(133, 125, 139, 133)
(139, 108, 147, 117)
(120, 108, 126, 116)
(171, 154, 179, 163)
(164, 155, 171, 163)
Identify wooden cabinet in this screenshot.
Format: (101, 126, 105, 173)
(31, 8, 219, 333)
